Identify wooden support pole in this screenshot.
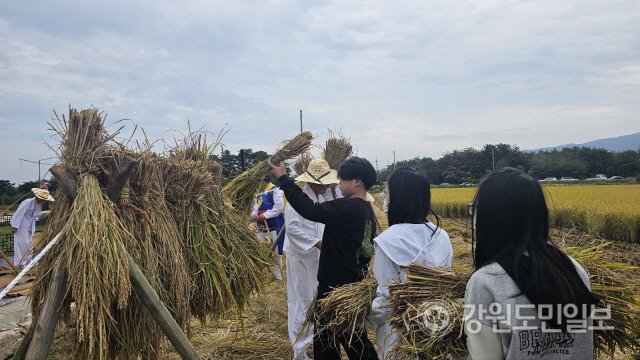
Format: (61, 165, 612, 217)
(11, 326, 35, 360)
(25, 260, 68, 360)
(127, 253, 200, 360)
(49, 165, 78, 200)
(106, 159, 138, 202)
(0, 247, 19, 274)
(269, 226, 286, 252)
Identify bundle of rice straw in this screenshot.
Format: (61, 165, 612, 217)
(293, 152, 312, 177)
(386, 264, 469, 360)
(222, 131, 313, 218)
(32, 107, 274, 359)
(307, 275, 378, 347)
(322, 130, 353, 170)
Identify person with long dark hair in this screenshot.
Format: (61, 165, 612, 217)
(464, 167, 599, 359)
(371, 167, 453, 359)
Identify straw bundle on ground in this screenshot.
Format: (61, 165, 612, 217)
(564, 243, 640, 357)
(222, 131, 313, 217)
(322, 130, 353, 170)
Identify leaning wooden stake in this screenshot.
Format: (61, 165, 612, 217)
(25, 259, 68, 360)
(269, 226, 286, 252)
(127, 253, 200, 360)
(0, 247, 18, 274)
(12, 325, 34, 360)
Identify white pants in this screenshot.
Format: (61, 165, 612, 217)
(257, 230, 282, 280)
(286, 251, 319, 360)
(13, 229, 33, 267)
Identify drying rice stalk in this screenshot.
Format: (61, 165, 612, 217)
(64, 173, 133, 359)
(322, 130, 353, 170)
(293, 152, 312, 176)
(222, 131, 313, 217)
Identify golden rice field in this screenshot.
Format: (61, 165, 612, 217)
(430, 184, 640, 243)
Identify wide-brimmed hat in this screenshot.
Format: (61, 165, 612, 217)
(295, 159, 339, 185)
(32, 188, 55, 202)
(366, 192, 375, 203)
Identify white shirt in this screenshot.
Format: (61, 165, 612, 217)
(283, 184, 324, 258)
(10, 197, 41, 234)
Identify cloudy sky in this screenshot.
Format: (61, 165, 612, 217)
(1, 1, 639, 183)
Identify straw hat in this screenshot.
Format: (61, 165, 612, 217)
(295, 159, 339, 185)
(32, 188, 55, 201)
(366, 192, 375, 203)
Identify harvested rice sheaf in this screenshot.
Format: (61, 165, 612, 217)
(322, 130, 353, 170)
(223, 131, 313, 218)
(308, 276, 378, 347)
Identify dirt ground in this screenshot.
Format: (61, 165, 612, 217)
(39, 203, 640, 359)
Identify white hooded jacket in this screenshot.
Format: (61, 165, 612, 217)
(371, 222, 453, 359)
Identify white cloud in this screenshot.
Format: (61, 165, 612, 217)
(1, 0, 639, 182)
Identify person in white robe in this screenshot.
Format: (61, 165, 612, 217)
(10, 188, 55, 267)
(285, 159, 339, 360)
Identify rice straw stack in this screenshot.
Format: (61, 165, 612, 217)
(31, 107, 274, 359)
(322, 130, 353, 170)
(222, 131, 313, 218)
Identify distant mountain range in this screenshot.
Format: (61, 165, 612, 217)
(526, 132, 640, 152)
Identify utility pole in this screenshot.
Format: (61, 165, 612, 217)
(19, 157, 56, 183)
(491, 146, 495, 171)
(374, 158, 379, 173)
(300, 110, 303, 133)
(393, 151, 396, 171)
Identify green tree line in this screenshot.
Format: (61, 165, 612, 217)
(3, 145, 638, 205)
(378, 145, 640, 185)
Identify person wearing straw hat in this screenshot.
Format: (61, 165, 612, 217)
(270, 156, 379, 360)
(285, 159, 339, 360)
(251, 175, 286, 280)
(10, 188, 55, 267)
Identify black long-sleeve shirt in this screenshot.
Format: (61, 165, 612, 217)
(278, 175, 376, 295)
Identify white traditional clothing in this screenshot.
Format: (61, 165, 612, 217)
(284, 184, 325, 360)
(371, 223, 453, 359)
(10, 197, 41, 267)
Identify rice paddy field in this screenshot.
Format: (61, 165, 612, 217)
(431, 184, 640, 243)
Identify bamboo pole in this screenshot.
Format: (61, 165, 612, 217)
(127, 253, 200, 360)
(25, 259, 68, 360)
